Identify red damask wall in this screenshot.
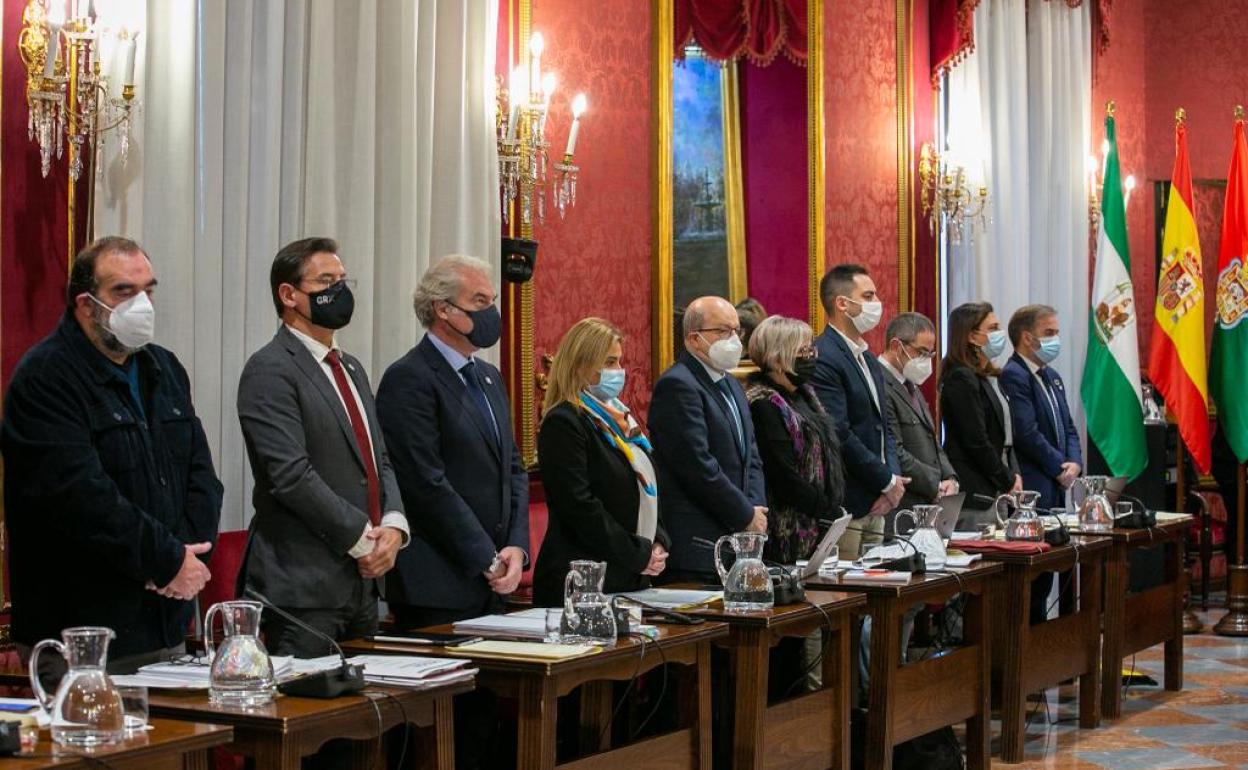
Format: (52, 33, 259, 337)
(824, 0, 900, 351)
(1095, 0, 1248, 364)
(529, 0, 656, 415)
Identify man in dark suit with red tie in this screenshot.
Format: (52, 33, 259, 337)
(237, 238, 409, 655)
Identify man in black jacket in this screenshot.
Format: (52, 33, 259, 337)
(3, 237, 222, 673)
(649, 295, 767, 582)
(376, 254, 529, 630)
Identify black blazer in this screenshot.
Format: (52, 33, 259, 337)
(648, 352, 766, 578)
(939, 360, 1019, 505)
(532, 402, 670, 606)
(376, 334, 529, 612)
(811, 326, 899, 517)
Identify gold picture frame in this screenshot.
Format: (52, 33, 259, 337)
(652, 0, 826, 374)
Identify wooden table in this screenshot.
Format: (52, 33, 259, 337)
(1071, 515, 1190, 719)
(685, 589, 866, 770)
(345, 620, 729, 770)
(807, 561, 1002, 770)
(973, 537, 1109, 762)
(0, 719, 231, 770)
(149, 680, 470, 770)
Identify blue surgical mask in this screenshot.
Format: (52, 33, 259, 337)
(1035, 335, 1061, 364)
(979, 329, 1007, 359)
(590, 368, 626, 401)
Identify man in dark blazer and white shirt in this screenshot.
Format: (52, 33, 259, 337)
(237, 238, 409, 656)
(999, 304, 1082, 511)
(650, 296, 767, 583)
(812, 264, 908, 557)
(879, 312, 959, 509)
(375, 255, 529, 630)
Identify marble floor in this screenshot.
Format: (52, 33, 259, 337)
(1003, 608, 1248, 769)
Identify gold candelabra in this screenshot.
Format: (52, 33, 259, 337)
(17, 0, 140, 181)
(497, 32, 587, 228)
(918, 142, 989, 245)
(1088, 102, 1136, 228)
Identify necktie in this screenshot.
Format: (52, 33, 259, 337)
(461, 361, 500, 444)
(904, 380, 928, 425)
(1041, 370, 1066, 450)
(716, 378, 746, 458)
(324, 350, 380, 526)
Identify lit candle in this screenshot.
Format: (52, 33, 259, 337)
(528, 33, 544, 102)
(123, 31, 138, 85)
(44, 2, 65, 80)
(506, 65, 527, 141)
(565, 93, 587, 156)
(72, 0, 86, 20)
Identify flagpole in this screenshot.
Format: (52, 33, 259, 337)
(1214, 461, 1248, 635)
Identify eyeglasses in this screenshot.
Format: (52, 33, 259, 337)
(697, 327, 743, 340)
(900, 340, 936, 359)
(301, 277, 358, 291)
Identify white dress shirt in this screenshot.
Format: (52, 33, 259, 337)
(285, 324, 409, 558)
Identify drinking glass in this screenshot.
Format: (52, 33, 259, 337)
(116, 685, 148, 735)
(543, 608, 563, 643)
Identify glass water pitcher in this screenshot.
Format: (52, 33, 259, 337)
(894, 504, 948, 570)
(28, 626, 125, 748)
(203, 600, 276, 707)
(561, 560, 617, 644)
(995, 490, 1046, 542)
(714, 531, 774, 612)
(1075, 475, 1115, 533)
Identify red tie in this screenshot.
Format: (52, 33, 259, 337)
(325, 350, 381, 526)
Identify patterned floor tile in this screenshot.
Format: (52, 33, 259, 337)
(1184, 742, 1248, 765)
(1135, 723, 1248, 745)
(1075, 748, 1225, 769)
(1176, 704, 1248, 723)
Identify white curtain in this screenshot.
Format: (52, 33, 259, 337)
(94, 0, 501, 530)
(946, 0, 1092, 435)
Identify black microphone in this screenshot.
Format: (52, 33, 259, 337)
(244, 587, 366, 698)
(610, 595, 703, 630)
(841, 525, 926, 573)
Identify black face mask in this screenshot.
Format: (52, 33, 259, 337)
(789, 356, 818, 387)
(303, 281, 355, 330)
(450, 303, 502, 349)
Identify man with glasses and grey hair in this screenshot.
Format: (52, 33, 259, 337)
(649, 295, 767, 584)
(879, 312, 959, 510)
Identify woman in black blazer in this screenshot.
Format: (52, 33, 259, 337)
(533, 318, 670, 607)
(940, 302, 1022, 527)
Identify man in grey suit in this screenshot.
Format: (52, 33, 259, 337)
(879, 313, 958, 510)
(237, 237, 409, 655)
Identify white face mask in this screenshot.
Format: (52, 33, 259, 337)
(91, 291, 156, 351)
(700, 333, 743, 372)
(901, 347, 933, 385)
(845, 297, 883, 334)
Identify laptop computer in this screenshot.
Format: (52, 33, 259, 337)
(799, 513, 853, 579)
(934, 492, 966, 539)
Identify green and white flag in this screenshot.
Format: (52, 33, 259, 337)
(1082, 112, 1148, 480)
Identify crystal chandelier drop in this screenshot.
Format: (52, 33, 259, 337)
(497, 32, 587, 230)
(17, 0, 141, 181)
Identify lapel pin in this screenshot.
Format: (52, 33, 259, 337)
(484, 376, 493, 385)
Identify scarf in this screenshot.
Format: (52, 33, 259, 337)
(579, 392, 658, 541)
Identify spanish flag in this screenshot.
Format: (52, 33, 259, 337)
(1149, 110, 1212, 474)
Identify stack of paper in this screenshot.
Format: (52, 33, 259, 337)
(452, 607, 550, 639)
(114, 656, 301, 690)
(446, 640, 600, 662)
(618, 588, 723, 609)
(842, 569, 913, 582)
(348, 655, 475, 688)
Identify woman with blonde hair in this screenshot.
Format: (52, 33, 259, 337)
(532, 318, 669, 606)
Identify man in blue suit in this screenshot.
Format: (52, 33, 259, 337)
(812, 264, 908, 558)
(1000, 304, 1081, 510)
(650, 295, 768, 583)
(1001, 304, 1080, 623)
(376, 255, 529, 630)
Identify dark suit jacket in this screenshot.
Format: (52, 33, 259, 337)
(811, 326, 899, 517)
(999, 353, 1082, 509)
(939, 361, 1020, 506)
(533, 402, 670, 606)
(376, 334, 529, 612)
(649, 352, 766, 577)
(237, 326, 403, 609)
(882, 370, 957, 507)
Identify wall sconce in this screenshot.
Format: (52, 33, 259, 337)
(1088, 136, 1135, 228)
(918, 142, 990, 246)
(17, 0, 140, 180)
(496, 31, 588, 233)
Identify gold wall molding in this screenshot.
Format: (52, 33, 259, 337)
(721, 61, 748, 303)
(895, 0, 913, 312)
(808, 0, 826, 329)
